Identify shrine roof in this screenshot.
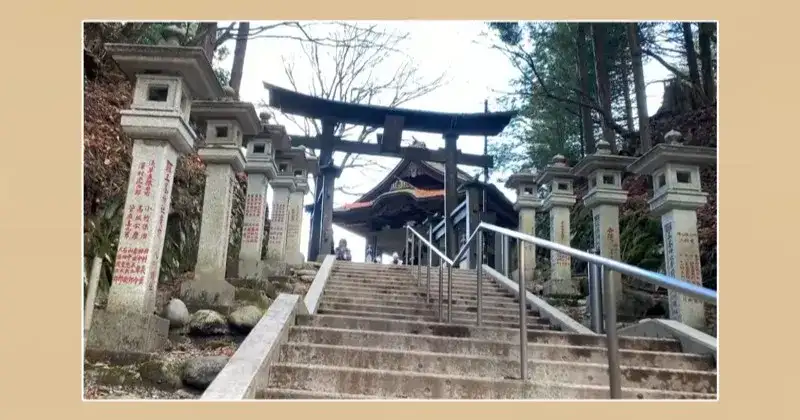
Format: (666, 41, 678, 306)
(352, 158, 472, 205)
(264, 82, 516, 136)
(340, 188, 444, 211)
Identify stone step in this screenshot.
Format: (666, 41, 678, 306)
(321, 295, 535, 315)
(319, 300, 540, 320)
(266, 363, 714, 399)
(325, 282, 513, 297)
(258, 388, 379, 399)
(295, 314, 681, 352)
(330, 272, 491, 286)
(287, 327, 715, 371)
(322, 290, 525, 307)
(315, 307, 549, 328)
(279, 342, 716, 394)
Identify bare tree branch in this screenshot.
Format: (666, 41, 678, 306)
(275, 22, 448, 175)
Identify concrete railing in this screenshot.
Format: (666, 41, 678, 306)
(200, 255, 336, 400)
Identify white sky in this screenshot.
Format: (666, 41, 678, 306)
(220, 21, 671, 263)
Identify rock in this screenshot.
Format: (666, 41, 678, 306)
(164, 299, 190, 328)
(228, 305, 265, 332)
(188, 310, 229, 336)
(138, 359, 184, 390)
(182, 356, 230, 390)
(292, 283, 308, 295)
(296, 269, 317, 277)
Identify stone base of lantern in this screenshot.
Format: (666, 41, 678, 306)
(86, 309, 170, 355)
(179, 278, 236, 314)
(263, 258, 288, 277)
(238, 259, 267, 281)
(543, 278, 580, 297)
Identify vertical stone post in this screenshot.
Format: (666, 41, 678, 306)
(87, 30, 225, 354)
(628, 130, 716, 329)
(285, 149, 318, 265)
(573, 139, 636, 309)
(537, 155, 579, 296)
(505, 169, 542, 285)
(237, 113, 279, 280)
(180, 93, 260, 311)
(266, 157, 297, 270)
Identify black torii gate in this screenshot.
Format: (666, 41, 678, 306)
(264, 82, 516, 262)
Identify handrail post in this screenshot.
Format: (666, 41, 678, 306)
(427, 225, 433, 301)
(446, 263, 453, 323)
(588, 249, 604, 334)
(476, 229, 484, 326)
(417, 237, 423, 281)
(404, 227, 410, 265)
(502, 234, 510, 278)
(438, 264, 444, 322)
(603, 267, 622, 399)
(518, 237, 528, 381)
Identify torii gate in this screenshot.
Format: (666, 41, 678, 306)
(263, 82, 516, 261)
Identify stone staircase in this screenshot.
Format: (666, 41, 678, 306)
(258, 261, 717, 399)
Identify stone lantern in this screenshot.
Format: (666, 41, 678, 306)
(537, 155, 578, 296)
(627, 129, 716, 329)
(505, 168, 542, 284)
(87, 27, 224, 354)
(179, 89, 260, 312)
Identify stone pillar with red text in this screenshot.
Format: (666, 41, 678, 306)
(573, 139, 636, 310)
(538, 155, 579, 296)
(628, 130, 716, 330)
(285, 178, 310, 265)
(180, 97, 260, 311)
(86, 33, 225, 354)
(266, 171, 296, 270)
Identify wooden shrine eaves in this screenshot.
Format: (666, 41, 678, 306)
(290, 135, 493, 168)
(264, 82, 517, 137)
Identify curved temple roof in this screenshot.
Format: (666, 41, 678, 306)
(264, 82, 517, 137)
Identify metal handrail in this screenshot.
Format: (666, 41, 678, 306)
(405, 220, 717, 400)
(482, 222, 717, 303)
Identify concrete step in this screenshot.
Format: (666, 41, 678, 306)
(287, 326, 715, 371)
(295, 314, 681, 352)
(266, 363, 714, 399)
(322, 290, 525, 308)
(321, 295, 536, 315)
(315, 307, 550, 328)
(318, 302, 542, 322)
(279, 342, 716, 394)
(325, 282, 513, 298)
(330, 272, 492, 287)
(258, 388, 379, 399)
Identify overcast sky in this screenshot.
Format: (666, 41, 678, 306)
(219, 21, 671, 263)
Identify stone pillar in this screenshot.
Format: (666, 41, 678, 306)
(283, 150, 317, 265)
(237, 113, 279, 280)
(505, 169, 542, 284)
(180, 93, 260, 311)
(573, 139, 636, 308)
(87, 30, 225, 354)
(537, 155, 578, 296)
(628, 130, 715, 329)
(267, 171, 296, 266)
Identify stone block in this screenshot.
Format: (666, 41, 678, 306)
(86, 309, 169, 354)
(180, 279, 236, 313)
